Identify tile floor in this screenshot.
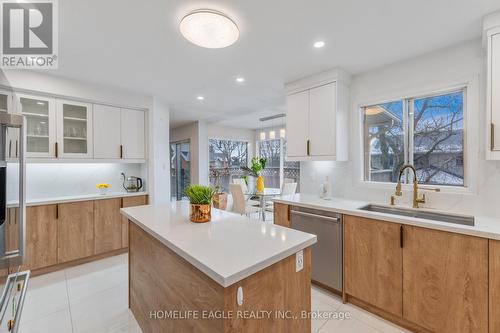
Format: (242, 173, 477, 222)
(10, 254, 409, 333)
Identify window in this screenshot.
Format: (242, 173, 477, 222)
(258, 138, 300, 190)
(363, 89, 465, 186)
(209, 138, 248, 192)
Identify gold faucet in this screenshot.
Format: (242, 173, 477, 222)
(394, 164, 440, 208)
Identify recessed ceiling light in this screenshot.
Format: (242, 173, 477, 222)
(179, 9, 239, 49)
(197, 96, 205, 101)
(313, 41, 326, 48)
(36, 101, 45, 105)
(235, 77, 245, 83)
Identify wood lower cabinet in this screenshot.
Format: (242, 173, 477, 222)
(402, 226, 488, 333)
(57, 201, 94, 263)
(121, 195, 147, 248)
(5, 208, 19, 253)
(23, 205, 58, 270)
(94, 198, 122, 254)
(344, 215, 403, 316)
(403, 226, 488, 333)
(273, 202, 290, 228)
(490, 240, 500, 333)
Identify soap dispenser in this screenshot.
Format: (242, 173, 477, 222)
(319, 176, 332, 200)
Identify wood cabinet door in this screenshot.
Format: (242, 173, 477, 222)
(121, 195, 147, 248)
(57, 201, 94, 263)
(93, 104, 121, 159)
(403, 226, 488, 333)
(273, 203, 290, 228)
(23, 205, 58, 270)
(286, 90, 309, 158)
(344, 215, 403, 316)
(120, 108, 145, 159)
(490, 240, 500, 333)
(309, 82, 336, 157)
(94, 198, 122, 254)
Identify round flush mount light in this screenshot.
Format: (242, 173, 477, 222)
(180, 9, 239, 49)
(197, 95, 205, 101)
(235, 76, 245, 83)
(313, 40, 326, 48)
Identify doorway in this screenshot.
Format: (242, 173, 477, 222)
(170, 140, 190, 200)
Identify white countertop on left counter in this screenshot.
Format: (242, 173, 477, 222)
(120, 201, 317, 287)
(6, 191, 148, 208)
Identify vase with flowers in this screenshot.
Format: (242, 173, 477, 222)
(241, 157, 267, 193)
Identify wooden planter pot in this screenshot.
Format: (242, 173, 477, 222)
(212, 193, 228, 210)
(190, 204, 212, 223)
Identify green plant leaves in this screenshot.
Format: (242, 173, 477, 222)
(184, 185, 216, 205)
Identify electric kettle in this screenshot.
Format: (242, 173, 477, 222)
(121, 172, 143, 192)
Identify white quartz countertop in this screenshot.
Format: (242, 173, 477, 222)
(273, 194, 500, 240)
(7, 191, 148, 208)
(120, 201, 317, 287)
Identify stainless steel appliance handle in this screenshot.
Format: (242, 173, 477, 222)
(0, 270, 30, 333)
(291, 210, 340, 222)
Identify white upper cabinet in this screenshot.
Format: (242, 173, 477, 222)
(56, 100, 93, 158)
(93, 105, 146, 160)
(286, 90, 309, 157)
(16, 93, 57, 158)
(485, 12, 500, 159)
(121, 108, 145, 159)
(285, 68, 349, 161)
(93, 104, 121, 159)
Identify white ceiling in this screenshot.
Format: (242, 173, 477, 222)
(48, 0, 499, 129)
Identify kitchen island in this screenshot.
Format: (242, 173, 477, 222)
(120, 201, 317, 333)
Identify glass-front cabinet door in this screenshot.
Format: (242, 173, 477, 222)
(56, 100, 92, 158)
(16, 94, 56, 158)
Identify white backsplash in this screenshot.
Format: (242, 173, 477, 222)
(7, 163, 146, 202)
(300, 160, 500, 218)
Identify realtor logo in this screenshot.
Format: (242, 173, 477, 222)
(0, 0, 58, 68)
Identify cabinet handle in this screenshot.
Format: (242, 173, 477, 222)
(56, 204, 59, 219)
(8, 140, 12, 158)
(55, 142, 58, 158)
(15, 140, 18, 158)
(306, 140, 310, 156)
(287, 205, 291, 221)
(492, 123, 495, 151)
(400, 225, 404, 248)
(120, 145, 123, 159)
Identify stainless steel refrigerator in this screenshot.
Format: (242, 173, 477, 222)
(0, 113, 29, 333)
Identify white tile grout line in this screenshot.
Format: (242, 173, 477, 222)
(63, 270, 75, 333)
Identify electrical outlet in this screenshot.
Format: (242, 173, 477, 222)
(296, 250, 304, 272)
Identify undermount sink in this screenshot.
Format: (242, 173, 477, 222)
(359, 204, 475, 226)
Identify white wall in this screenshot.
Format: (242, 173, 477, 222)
(148, 97, 170, 203)
(7, 163, 143, 201)
(171, 122, 256, 186)
(300, 38, 500, 217)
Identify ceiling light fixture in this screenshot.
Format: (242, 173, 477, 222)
(235, 77, 245, 83)
(197, 96, 205, 101)
(280, 128, 286, 138)
(313, 40, 325, 48)
(179, 9, 239, 49)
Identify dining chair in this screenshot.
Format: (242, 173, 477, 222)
(233, 178, 259, 206)
(229, 184, 262, 220)
(265, 182, 297, 216)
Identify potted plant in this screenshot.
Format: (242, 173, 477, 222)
(184, 185, 216, 223)
(210, 169, 227, 210)
(241, 157, 267, 193)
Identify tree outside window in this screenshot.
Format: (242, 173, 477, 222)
(209, 139, 248, 192)
(364, 89, 465, 186)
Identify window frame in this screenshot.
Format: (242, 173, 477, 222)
(360, 85, 470, 191)
(208, 137, 251, 191)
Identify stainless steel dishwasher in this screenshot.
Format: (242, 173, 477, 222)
(290, 206, 342, 292)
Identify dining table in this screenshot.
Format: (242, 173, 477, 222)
(246, 187, 281, 221)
